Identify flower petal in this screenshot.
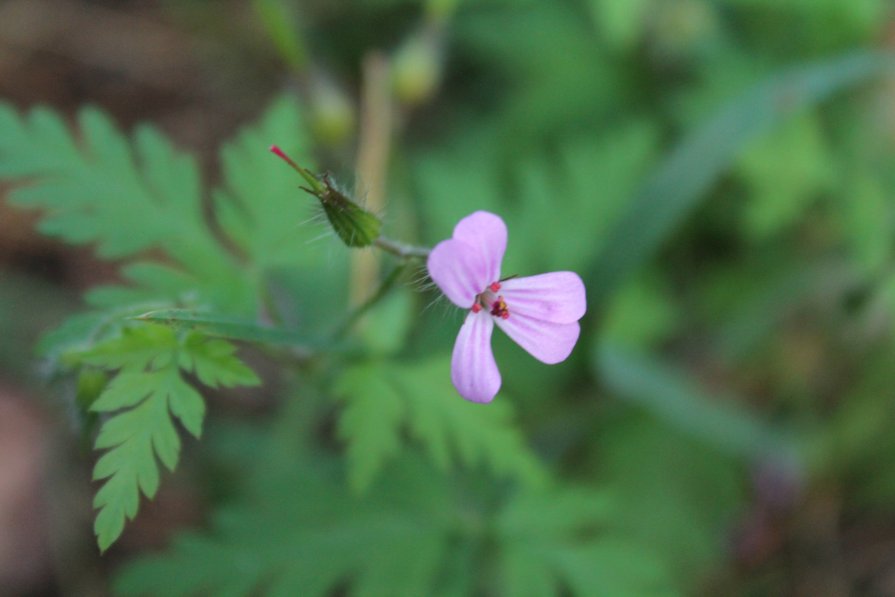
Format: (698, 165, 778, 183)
(500, 272, 586, 323)
(428, 238, 491, 308)
(452, 211, 506, 285)
(451, 311, 501, 403)
(495, 313, 580, 364)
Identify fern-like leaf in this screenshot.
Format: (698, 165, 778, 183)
(92, 371, 183, 552)
(114, 450, 679, 596)
(0, 105, 223, 267)
(0, 101, 257, 317)
(79, 324, 259, 551)
(114, 455, 455, 597)
(335, 357, 545, 492)
(214, 96, 332, 269)
(495, 487, 676, 596)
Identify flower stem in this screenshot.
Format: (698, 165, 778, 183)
(334, 264, 407, 339)
(373, 235, 431, 259)
(350, 52, 394, 308)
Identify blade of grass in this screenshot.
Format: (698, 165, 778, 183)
(587, 51, 895, 311)
(596, 341, 795, 462)
(251, 0, 308, 72)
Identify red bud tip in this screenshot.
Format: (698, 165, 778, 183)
(269, 145, 301, 171)
(269, 145, 326, 194)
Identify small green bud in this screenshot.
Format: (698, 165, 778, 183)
(316, 174, 382, 247)
(647, 0, 718, 61)
(269, 146, 382, 247)
(309, 78, 355, 146)
(392, 32, 443, 107)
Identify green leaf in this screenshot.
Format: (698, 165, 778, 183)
(179, 332, 261, 388)
(78, 324, 178, 371)
(495, 486, 677, 597)
(0, 104, 227, 265)
(93, 382, 180, 552)
(601, 274, 679, 350)
(85, 262, 217, 310)
(114, 445, 679, 596)
(838, 167, 891, 276)
(166, 375, 207, 439)
(211, 96, 349, 333)
(215, 96, 320, 268)
(90, 371, 159, 412)
(700, 256, 834, 361)
(0, 98, 340, 321)
(36, 311, 113, 359)
(552, 542, 679, 597)
(506, 121, 659, 275)
(456, 6, 619, 151)
(251, 0, 307, 70)
(334, 357, 545, 492)
(136, 309, 313, 348)
(587, 51, 895, 309)
(820, 349, 895, 504)
(355, 286, 414, 355)
(415, 119, 658, 276)
(737, 112, 834, 238)
(592, 413, 746, 582)
(717, 0, 887, 48)
(587, 0, 651, 50)
(82, 323, 258, 551)
(330, 367, 392, 484)
(0, 102, 252, 313)
(114, 455, 456, 597)
(335, 365, 409, 492)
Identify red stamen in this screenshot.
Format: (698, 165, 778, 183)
(471, 303, 482, 313)
(490, 296, 509, 319)
(490, 282, 501, 292)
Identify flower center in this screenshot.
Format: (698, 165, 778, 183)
(490, 296, 509, 319)
(470, 281, 510, 319)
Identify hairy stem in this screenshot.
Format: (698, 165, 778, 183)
(334, 264, 407, 339)
(373, 235, 431, 259)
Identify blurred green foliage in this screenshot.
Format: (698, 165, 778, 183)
(2, 0, 895, 594)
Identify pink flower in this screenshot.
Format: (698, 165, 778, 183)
(427, 211, 587, 403)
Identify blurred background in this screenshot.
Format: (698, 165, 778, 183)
(3, 0, 895, 595)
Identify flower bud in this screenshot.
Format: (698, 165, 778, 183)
(392, 32, 443, 107)
(647, 0, 718, 62)
(269, 146, 382, 247)
(309, 77, 355, 147)
(316, 174, 382, 247)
